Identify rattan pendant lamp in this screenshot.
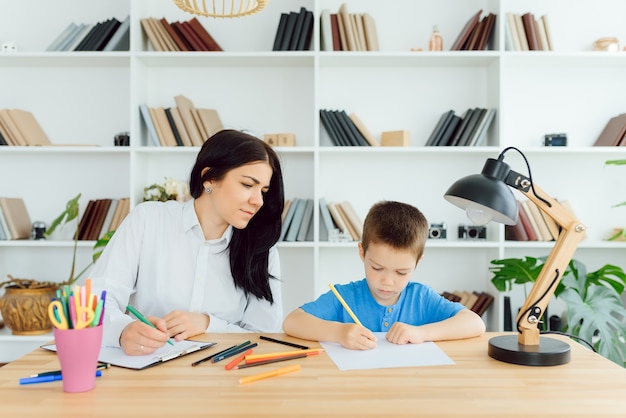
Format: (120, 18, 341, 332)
(172, 0, 269, 18)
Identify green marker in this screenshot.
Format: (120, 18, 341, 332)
(127, 305, 174, 346)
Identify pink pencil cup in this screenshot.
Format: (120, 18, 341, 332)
(53, 325, 103, 393)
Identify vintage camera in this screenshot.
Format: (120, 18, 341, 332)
(428, 223, 447, 239)
(544, 133, 567, 147)
(458, 225, 486, 240)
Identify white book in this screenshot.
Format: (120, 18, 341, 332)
(139, 104, 161, 147)
(279, 197, 300, 241)
(46, 22, 78, 51)
(320, 9, 333, 52)
(318, 197, 337, 239)
(64, 23, 94, 51)
(296, 198, 314, 241)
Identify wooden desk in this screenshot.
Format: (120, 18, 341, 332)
(1, 332, 625, 416)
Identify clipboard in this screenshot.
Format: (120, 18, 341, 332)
(41, 339, 217, 370)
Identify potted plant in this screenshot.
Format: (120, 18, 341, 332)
(0, 194, 112, 335)
(490, 256, 626, 367)
(605, 159, 626, 241)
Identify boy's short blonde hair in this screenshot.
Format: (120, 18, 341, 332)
(361, 201, 429, 261)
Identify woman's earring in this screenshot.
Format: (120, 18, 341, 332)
(205, 187, 212, 194)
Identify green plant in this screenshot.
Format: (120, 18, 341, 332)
(605, 159, 626, 241)
(0, 193, 113, 290)
(490, 256, 626, 367)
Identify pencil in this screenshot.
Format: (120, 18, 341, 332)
(259, 335, 309, 350)
(234, 353, 307, 369)
(328, 283, 362, 326)
(212, 342, 258, 363)
(191, 344, 236, 367)
(224, 348, 254, 370)
(238, 364, 301, 385)
(244, 349, 324, 363)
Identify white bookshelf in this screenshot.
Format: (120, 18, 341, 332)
(1, 0, 625, 361)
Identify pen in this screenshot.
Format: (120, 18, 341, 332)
(259, 335, 309, 350)
(328, 283, 363, 326)
(29, 363, 111, 378)
(212, 342, 258, 363)
(20, 370, 102, 385)
(191, 344, 237, 367)
(238, 364, 301, 385)
(235, 353, 307, 369)
(244, 348, 324, 363)
(224, 348, 254, 371)
(126, 304, 174, 346)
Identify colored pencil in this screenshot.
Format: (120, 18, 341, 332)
(244, 348, 324, 363)
(235, 353, 307, 369)
(259, 335, 309, 350)
(238, 364, 301, 385)
(224, 348, 254, 370)
(328, 283, 362, 325)
(212, 342, 258, 363)
(191, 344, 236, 367)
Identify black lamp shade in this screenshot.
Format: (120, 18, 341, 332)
(444, 173, 519, 225)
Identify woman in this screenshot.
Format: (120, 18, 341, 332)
(91, 130, 285, 355)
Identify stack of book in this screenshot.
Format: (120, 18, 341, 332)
(139, 95, 223, 147)
(0, 197, 32, 240)
(318, 198, 363, 242)
(280, 198, 314, 242)
(424, 107, 496, 147)
(450, 10, 497, 51)
(505, 199, 584, 242)
(76, 197, 130, 241)
(46, 16, 130, 52)
(441, 290, 494, 317)
(0, 109, 51, 146)
(505, 12, 553, 51)
(140, 17, 222, 52)
(318, 3, 379, 52)
(319, 109, 378, 147)
(593, 113, 626, 146)
(272, 7, 314, 51)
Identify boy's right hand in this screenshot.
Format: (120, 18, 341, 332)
(339, 324, 377, 350)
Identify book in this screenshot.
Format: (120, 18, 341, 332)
(7, 109, 51, 146)
(272, 13, 289, 51)
(0, 113, 17, 145)
(467, 108, 496, 147)
(173, 21, 206, 51)
(539, 206, 560, 241)
(338, 201, 363, 239)
(0, 127, 8, 146)
(330, 110, 360, 146)
(505, 13, 521, 51)
(140, 18, 164, 51)
(513, 13, 529, 51)
(472, 292, 494, 317)
(593, 113, 626, 146)
(76, 199, 96, 240)
(170, 107, 193, 146)
(63, 23, 92, 51)
(196, 108, 224, 140)
(362, 13, 379, 51)
(349, 113, 379, 146)
(280, 197, 300, 241)
(437, 114, 462, 146)
(521, 13, 540, 51)
(425, 110, 455, 146)
(152, 107, 178, 147)
(0, 109, 27, 146)
(456, 108, 484, 147)
(448, 108, 474, 147)
(330, 13, 342, 51)
(327, 202, 351, 238)
(98, 198, 118, 239)
(464, 17, 485, 51)
(541, 14, 554, 51)
(148, 107, 167, 146)
(318, 197, 337, 239)
(336, 11, 347, 51)
(188, 17, 223, 51)
(535, 16, 550, 51)
(108, 197, 130, 232)
(335, 202, 359, 240)
(103, 15, 130, 51)
(0, 197, 32, 240)
(288, 7, 307, 51)
(73, 20, 104, 51)
(524, 199, 552, 241)
(520, 200, 543, 241)
(296, 198, 314, 241)
(174, 95, 204, 146)
(505, 221, 529, 241)
(139, 104, 161, 147)
(338, 110, 369, 146)
(281, 199, 292, 223)
(320, 9, 333, 52)
(279, 12, 299, 51)
(93, 18, 121, 51)
(319, 109, 347, 146)
(55, 22, 84, 51)
(164, 108, 184, 146)
(476, 13, 496, 51)
(285, 198, 307, 241)
(86, 199, 112, 241)
(159, 18, 189, 52)
(46, 22, 78, 51)
(297, 10, 314, 51)
(353, 14, 367, 51)
(151, 17, 178, 52)
(0, 210, 7, 239)
(450, 9, 483, 51)
(338, 3, 356, 51)
(517, 200, 538, 241)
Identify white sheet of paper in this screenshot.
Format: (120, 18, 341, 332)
(320, 332, 455, 371)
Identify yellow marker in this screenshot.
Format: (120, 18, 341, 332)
(238, 364, 301, 385)
(328, 283, 362, 326)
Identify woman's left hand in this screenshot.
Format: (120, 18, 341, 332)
(162, 310, 210, 341)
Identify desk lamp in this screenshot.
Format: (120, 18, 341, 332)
(444, 146, 586, 366)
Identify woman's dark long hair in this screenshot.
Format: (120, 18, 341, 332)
(189, 130, 284, 303)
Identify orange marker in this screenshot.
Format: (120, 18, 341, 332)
(244, 349, 324, 365)
(244, 349, 324, 363)
(238, 364, 301, 385)
(224, 348, 253, 371)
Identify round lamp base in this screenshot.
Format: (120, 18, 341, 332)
(488, 335, 571, 366)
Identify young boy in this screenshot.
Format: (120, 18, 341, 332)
(282, 200, 486, 350)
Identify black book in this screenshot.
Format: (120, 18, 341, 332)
(288, 7, 307, 51)
(437, 114, 462, 146)
(75, 20, 107, 51)
(448, 108, 474, 146)
(296, 10, 314, 51)
(0, 128, 7, 145)
(424, 110, 454, 146)
(459, 108, 487, 146)
(279, 12, 299, 51)
(329, 110, 358, 146)
(164, 108, 184, 146)
(339, 110, 369, 146)
(456, 107, 483, 146)
(272, 13, 289, 51)
(94, 18, 121, 51)
(320, 109, 348, 146)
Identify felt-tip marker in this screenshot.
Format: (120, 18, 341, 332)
(20, 370, 103, 385)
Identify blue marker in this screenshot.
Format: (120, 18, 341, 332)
(19, 370, 102, 385)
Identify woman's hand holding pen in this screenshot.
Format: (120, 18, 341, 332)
(162, 310, 210, 341)
(120, 317, 171, 355)
(339, 323, 377, 350)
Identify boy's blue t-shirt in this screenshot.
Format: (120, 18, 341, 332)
(300, 279, 465, 332)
